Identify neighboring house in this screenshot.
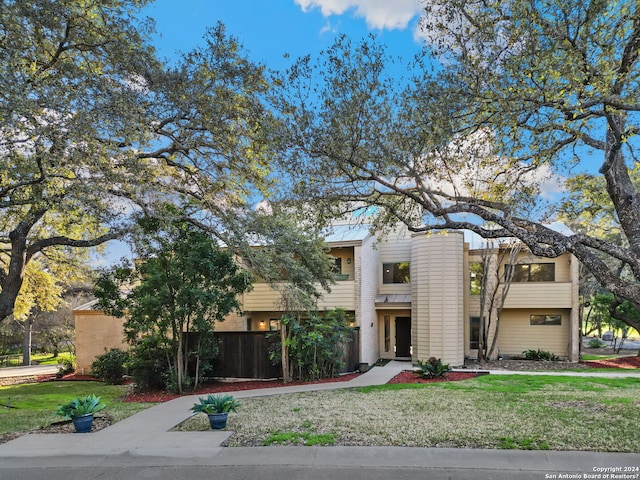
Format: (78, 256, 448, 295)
(74, 299, 128, 374)
(74, 222, 579, 373)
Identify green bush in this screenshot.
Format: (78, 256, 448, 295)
(414, 357, 451, 378)
(523, 349, 559, 361)
(91, 348, 130, 384)
(128, 336, 171, 392)
(268, 308, 354, 382)
(588, 339, 606, 349)
(56, 356, 76, 377)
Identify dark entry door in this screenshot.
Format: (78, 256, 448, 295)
(395, 317, 411, 357)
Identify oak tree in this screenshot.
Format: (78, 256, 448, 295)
(1, 0, 275, 322)
(275, 0, 640, 332)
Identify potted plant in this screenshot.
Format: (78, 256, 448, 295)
(190, 394, 240, 429)
(55, 394, 106, 433)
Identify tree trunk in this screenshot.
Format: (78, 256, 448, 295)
(280, 320, 290, 384)
(22, 317, 32, 366)
(176, 333, 184, 394)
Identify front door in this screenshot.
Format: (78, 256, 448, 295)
(395, 317, 411, 358)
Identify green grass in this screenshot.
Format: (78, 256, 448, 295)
(580, 354, 618, 360)
(31, 352, 74, 365)
(0, 381, 155, 436)
(218, 375, 640, 452)
(0, 352, 74, 367)
(358, 374, 640, 394)
(262, 431, 336, 446)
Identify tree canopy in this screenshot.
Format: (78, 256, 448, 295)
(94, 213, 252, 393)
(0, 0, 282, 322)
(275, 0, 640, 332)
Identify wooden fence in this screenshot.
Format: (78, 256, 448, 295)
(211, 328, 360, 379)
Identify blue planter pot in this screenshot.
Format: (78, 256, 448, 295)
(72, 414, 94, 433)
(207, 412, 228, 429)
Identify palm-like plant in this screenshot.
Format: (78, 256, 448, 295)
(56, 394, 106, 419)
(190, 394, 240, 414)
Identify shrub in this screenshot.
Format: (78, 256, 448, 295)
(56, 356, 75, 377)
(414, 357, 451, 378)
(91, 348, 130, 384)
(523, 349, 559, 361)
(128, 336, 171, 392)
(588, 339, 606, 349)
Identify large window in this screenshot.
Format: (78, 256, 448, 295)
(530, 314, 561, 326)
(470, 262, 484, 295)
(506, 263, 555, 282)
(383, 262, 410, 284)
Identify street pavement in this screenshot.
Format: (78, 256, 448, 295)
(0, 364, 59, 378)
(0, 361, 638, 479)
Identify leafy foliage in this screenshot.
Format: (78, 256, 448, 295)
(269, 308, 354, 382)
(190, 394, 240, 414)
(588, 339, 606, 349)
(91, 348, 130, 385)
(0, 0, 276, 324)
(94, 212, 252, 393)
(522, 349, 560, 362)
(56, 356, 75, 377)
(274, 1, 640, 334)
(55, 395, 106, 419)
(414, 357, 451, 379)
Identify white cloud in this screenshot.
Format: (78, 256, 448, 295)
(295, 0, 422, 30)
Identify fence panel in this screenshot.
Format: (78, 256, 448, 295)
(212, 329, 360, 380)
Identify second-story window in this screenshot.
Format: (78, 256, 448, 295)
(506, 263, 555, 282)
(383, 262, 410, 284)
(470, 262, 484, 295)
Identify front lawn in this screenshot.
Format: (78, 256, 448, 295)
(176, 375, 640, 452)
(0, 381, 155, 439)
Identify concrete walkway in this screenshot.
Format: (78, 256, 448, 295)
(0, 360, 638, 475)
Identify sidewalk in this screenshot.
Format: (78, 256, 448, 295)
(0, 361, 638, 472)
(0, 361, 408, 458)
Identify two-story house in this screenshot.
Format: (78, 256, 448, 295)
(74, 222, 579, 372)
(214, 222, 580, 367)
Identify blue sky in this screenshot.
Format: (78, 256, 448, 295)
(142, 0, 426, 70)
(97, 1, 428, 266)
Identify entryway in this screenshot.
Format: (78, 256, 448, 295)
(395, 316, 412, 358)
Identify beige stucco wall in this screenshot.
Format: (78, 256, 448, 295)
(74, 311, 128, 374)
(411, 231, 465, 366)
(497, 308, 571, 359)
(216, 311, 246, 331)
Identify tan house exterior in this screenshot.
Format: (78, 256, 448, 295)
(74, 223, 579, 372)
(74, 304, 128, 374)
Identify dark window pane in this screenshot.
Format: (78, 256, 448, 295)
(507, 263, 555, 282)
(529, 263, 555, 282)
(470, 316, 480, 349)
(383, 262, 410, 284)
(530, 314, 561, 325)
(470, 262, 483, 295)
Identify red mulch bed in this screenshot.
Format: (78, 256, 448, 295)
(582, 356, 640, 369)
(388, 371, 480, 384)
(124, 372, 362, 403)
